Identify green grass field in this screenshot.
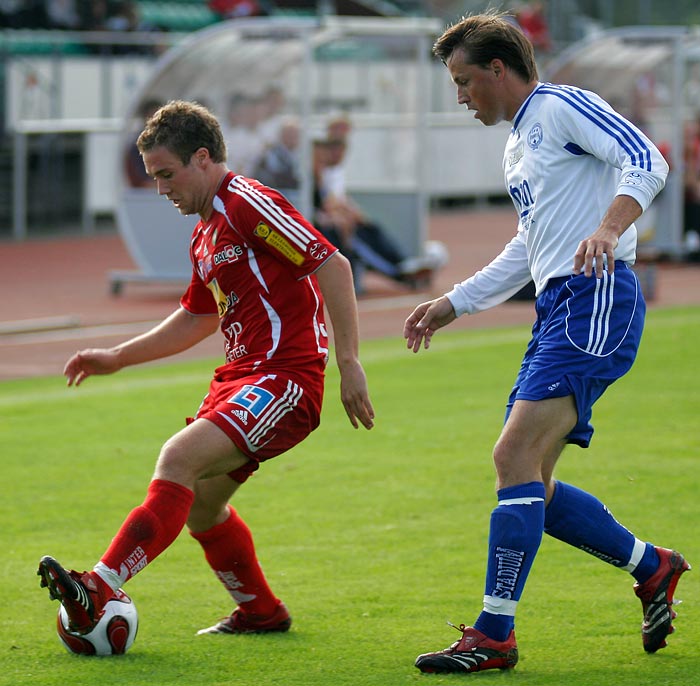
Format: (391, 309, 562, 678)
(2, 306, 699, 686)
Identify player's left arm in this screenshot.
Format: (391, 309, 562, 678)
(315, 252, 375, 430)
(566, 95, 669, 278)
(573, 193, 643, 278)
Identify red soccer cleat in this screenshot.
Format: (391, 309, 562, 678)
(197, 601, 292, 635)
(38, 555, 112, 634)
(634, 547, 691, 652)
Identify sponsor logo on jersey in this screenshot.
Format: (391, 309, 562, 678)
(213, 244, 243, 265)
(508, 141, 524, 166)
(309, 241, 329, 260)
(527, 122, 543, 150)
(254, 222, 270, 238)
(225, 321, 243, 345)
(254, 221, 304, 265)
(197, 255, 214, 280)
(207, 277, 239, 317)
(224, 322, 248, 361)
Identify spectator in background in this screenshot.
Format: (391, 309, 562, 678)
(104, 0, 159, 54)
(253, 116, 301, 190)
(220, 93, 267, 177)
(515, 1, 551, 56)
(321, 113, 352, 199)
(208, 0, 268, 19)
(312, 135, 447, 294)
(257, 85, 287, 148)
(77, 0, 109, 32)
(321, 115, 448, 292)
(0, 1, 22, 28)
(5, 0, 47, 28)
(46, 0, 80, 29)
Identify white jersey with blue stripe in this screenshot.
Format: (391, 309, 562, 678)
(447, 82, 668, 316)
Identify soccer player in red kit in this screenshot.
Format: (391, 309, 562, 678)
(38, 100, 374, 637)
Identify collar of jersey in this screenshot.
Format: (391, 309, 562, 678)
(512, 81, 545, 132)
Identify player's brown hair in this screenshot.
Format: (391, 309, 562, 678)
(137, 100, 227, 165)
(433, 11, 538, 83)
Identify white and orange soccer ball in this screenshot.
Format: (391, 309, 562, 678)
(56, 590, 138, 656)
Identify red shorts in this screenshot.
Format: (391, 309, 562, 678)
(187, 370, 324, 483)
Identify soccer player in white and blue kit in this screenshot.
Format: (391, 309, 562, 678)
(404, 12, 690, 675)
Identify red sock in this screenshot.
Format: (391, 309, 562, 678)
(191, 505, 280, 617)
(100, 479, 194, 585)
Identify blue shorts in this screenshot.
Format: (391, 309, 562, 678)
(505, 262, 645, 447)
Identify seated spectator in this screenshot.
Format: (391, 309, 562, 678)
(221, 92, 267, 177)
(253, 116, 300, 190)
(312, 136, 447, 294)
(257, 85, 288, 148)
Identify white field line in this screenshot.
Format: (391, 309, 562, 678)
(0, 328, 529, 408)
(1, 308, 697, 407)
(0, 320, 163, 345)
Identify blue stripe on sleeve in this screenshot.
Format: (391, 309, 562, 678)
(536, 84, 652, 171)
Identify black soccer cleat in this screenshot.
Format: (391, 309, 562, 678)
(415, 624, 518, 674)
(37, 555, 108, 634)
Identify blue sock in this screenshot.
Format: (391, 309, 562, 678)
(544, 481, 659, 582)
(474, 481, 545, 642)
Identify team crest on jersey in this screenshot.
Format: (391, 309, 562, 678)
(309, 242, 329, 260)
(254, 221, 304, 266)
(527, 123, 543, 150)
(622, 171, 643, 186)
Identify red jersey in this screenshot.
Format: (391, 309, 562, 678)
(180, 173, 337, 378)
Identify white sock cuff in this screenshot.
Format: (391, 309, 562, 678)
(621, 538, 647, 572)
(482, 595, 518, 617)
(93, 561, 123, 592)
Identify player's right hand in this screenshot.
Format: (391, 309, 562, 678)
(63, 348, 122, 387)
(403, 296, 457, 352)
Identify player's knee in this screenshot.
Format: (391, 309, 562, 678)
(492, 438, 541, 487)
(154, 438, 199, 486)
(492, 443, 517, 484)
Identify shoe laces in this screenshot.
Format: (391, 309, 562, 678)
(444, 621, 470, 650)
(447, 621, 468, 633)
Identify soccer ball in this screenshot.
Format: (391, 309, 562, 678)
(56, 589, 138, 656)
